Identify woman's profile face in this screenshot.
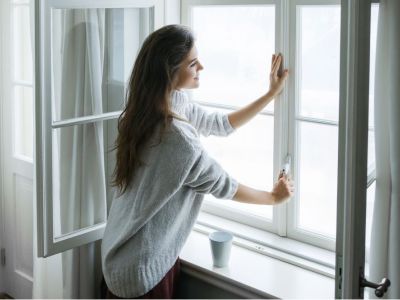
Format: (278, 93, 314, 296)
(174, 45, 204, 90)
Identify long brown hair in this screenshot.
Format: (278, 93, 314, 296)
(112, 24, 194, 194)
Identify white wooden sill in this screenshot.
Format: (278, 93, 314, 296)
(179, 213, 335, 299)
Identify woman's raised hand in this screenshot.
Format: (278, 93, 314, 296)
(268, 53, 289, 98)
(271, 173, 294, 204)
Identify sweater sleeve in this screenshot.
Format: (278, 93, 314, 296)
(181, 146, 239, 200)
(185, 101, 236, 137)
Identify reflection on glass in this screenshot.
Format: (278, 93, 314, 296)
(298, 6, 340, 121)
(369, 4, 379, 129)
(201, 107, 274, 220)
(51, 8, 153, 121)
(14, 86, 33, 159)
(365, 181, 376, 277)
(13, 5, 33, 82)
(297, 121, 338, 237)
(368, 130, 375, 169)
(52, 120, 117, 236)
(191, 6, 275, 112)
(367, 5, 379, 170)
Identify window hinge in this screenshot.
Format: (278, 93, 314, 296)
(1, 248, 5, 266)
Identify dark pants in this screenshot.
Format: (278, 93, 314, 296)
(102, 257, 181, 299)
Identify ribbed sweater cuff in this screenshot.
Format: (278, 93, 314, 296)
(223, 113, 236, 135)
(226, 177, 239, 200)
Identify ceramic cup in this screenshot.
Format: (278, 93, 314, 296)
(209, 231, 233, 267)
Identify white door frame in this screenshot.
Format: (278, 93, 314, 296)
(0, 0, 34, 298)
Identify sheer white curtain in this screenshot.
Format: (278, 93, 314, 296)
(33, 8, 106, 299)
(369, 0, 400, 298)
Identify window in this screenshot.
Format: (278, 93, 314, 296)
(365, 2, 379, 269)
(183, 0, 344, 251)
(183, 0, 277, 232)
(36, 0, 164, 257)
(35, 0, 378, 258)
(11, 0, 34, 161)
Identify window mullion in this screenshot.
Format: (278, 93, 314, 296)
(273, 0, 289, 237)
(286, 0, 300, 242)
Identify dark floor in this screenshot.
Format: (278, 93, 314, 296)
(0, 293, 12, 299)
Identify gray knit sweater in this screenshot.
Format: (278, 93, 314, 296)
(101, 90, 238, 298)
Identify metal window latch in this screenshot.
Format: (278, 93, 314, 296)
(360, 276, 391, 298)
(281, 154, 291, 176)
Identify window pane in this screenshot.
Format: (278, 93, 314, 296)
(369, 4, 379, 129)
(191, 5, 275, 112)
(14, 86, 33, 159)
(298, 6, 340, 122)
(297, 121, 337, 237)
(201, 107, 273, 220)
(368, 130, 375, 170)
(365, 181, 375, 264)
(52, 119, 117, 236)
(367, 5, 379, 170)
(51, 8, 152, 121)
(13, 5, 33, 82)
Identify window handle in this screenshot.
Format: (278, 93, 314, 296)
(281, 154, 291, 176)
(360, 276, 391, 298)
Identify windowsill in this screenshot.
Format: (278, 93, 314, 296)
(179, 212, 335, 299)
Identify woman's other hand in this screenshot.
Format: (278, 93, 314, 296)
(271, 173, 294, 204)
(268, 53, 289, 98)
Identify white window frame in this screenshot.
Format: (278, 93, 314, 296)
(181, 0, 285, 237)
(182, 0, 342, 252)
(35, 0, 164, 257)
(286, 0, 340, 251)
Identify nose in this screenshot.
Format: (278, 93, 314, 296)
(198, 62, 204, 71)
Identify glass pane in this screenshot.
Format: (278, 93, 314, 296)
(297, 121, 338, 238)
(201, 107, 274, 220)
(14, 86, 33, 159)
(368, 129, 375, 170)
(298, 5, 340, 122)
(369, 4, 379, 129)
(365, 181, 376, 270)
(51, 8, 153, 121)
(367, 5, 379, 170)
(13, 5, 33, 82)
(191, 5, 275, 112)
(52, 119, 118, 236)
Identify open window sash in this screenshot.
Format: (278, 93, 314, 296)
(35, 0, 164, 258)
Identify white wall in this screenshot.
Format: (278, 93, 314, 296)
(165, 0, 180, 24)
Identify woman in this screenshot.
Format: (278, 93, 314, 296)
(101, 24, 293, 299)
